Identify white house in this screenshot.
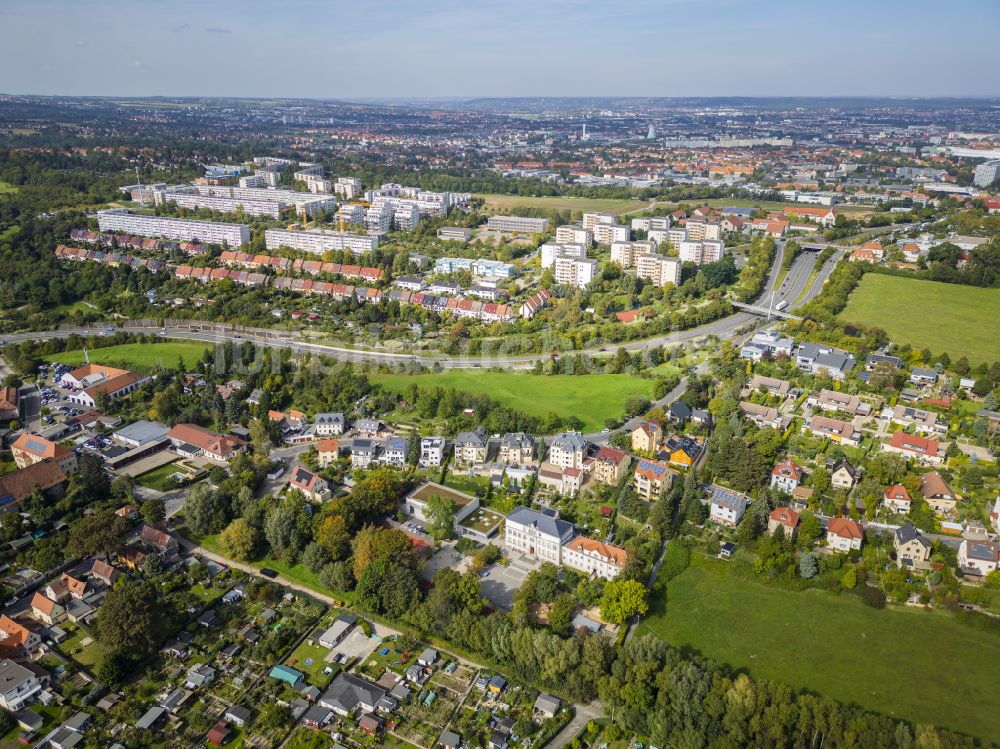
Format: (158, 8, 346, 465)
(504, 507, 575, 565)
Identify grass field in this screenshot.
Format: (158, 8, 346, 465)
(700, 198, 874, 216)
(370, 371, 657, 432)
(639, 554, 1000, 741)
(0, 181, 18, 194)
(839, 274, 1000, 365)
(135, 460, 181, 491)
(474, 193, 647, 216)
(48, 340, 213, 371)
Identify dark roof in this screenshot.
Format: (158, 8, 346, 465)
(895, 523, 930, 548)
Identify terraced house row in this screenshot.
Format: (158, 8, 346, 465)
(55, 245, 167, 273)
(69, 228, 206, 255)
(217, 251, 385, 282)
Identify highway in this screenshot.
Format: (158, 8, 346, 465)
(0, 242, 842, 370)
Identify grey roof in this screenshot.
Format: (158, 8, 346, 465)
(911, 367, 939, 379)
(0, 659, 35, 692)
(551, 431, 587, 452)
(534, 692, 561, 713)
(136, 705, 167, 729)
(456, 429, 487, 448)
(813, 351, 856, 374)
(440, 730, 462, 747)
(352, 438, 375, 453)
(315, 412, 345, 427)
(501, 432, 533, 449)
(320, 672, 386, 714)
(386, 436, 407, 451)
(225, 705, 253, 722)
(505, 507, 575, 543)
(113, 420, 169, 446)
(895, 523, 930, 548)
(710, 486, 750, 514)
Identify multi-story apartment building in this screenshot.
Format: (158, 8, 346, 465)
(504, 507, 575, 565)
(555, 225, 593, 246)
(684, 220, 722, 241)
(97, 209, 250, 246)
(593, 223, 630, 245)
(592, 446, 630, 485)
(419, 437, 446, 468)
(635, 254, 681, 286)
(553, 256, 597, 288)
(486, 215, 550, 234)
(454, 430, 488, 467)
(177, 185, 338, 218)
(974, 160, 1000, 188)
(540, 242, 587, 269)
(334, 177, 363, 200)
(314, 413, 346, 436)
(498, 433, 534, 465)
(549, 432, 587, 470)
(631, 216, 671, 232)
(609, 240, 656, 268)
(634, 459, 673, 500)
(364, 203, 393, 236)
(11, 433, 78, 475)
(649, 227, 687, 248)
(678, 239, 725, 265)
(264, 228, 377, 255)
(582, 212, 616, 231)
(338, 204, 366, 224)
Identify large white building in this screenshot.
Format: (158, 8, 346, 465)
(582, 212, 616, 230)
(504, 507, 575, 565)
(684, 220, 722, 241)
(555, 225, 593, 246)
(610, 240, 656, 268)
(631, 216, 670, 232)
(636, 254, 682, 286)
(264, 228, 378, 255)
(593, 223, 630, 245)
(334, 177, 363, 200)
(649, 227, 687, 247)
(487, 215, 550, 234)
(549, 431, 587, 469)
(553, 256, 597, 288)
(678, 239, 725, 265)
(540, 242, 587, 269)
(97, 209, 250, 246)
(158, 185, 338, 218)
(974, 160, 1000, 188)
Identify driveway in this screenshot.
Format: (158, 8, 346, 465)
(480, 562, 531, 611)
(328, 627, 379, 664)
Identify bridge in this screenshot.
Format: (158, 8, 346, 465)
(730, 301, 802, 320)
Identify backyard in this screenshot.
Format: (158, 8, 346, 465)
(638, 553, 1000, 741)
(371, 371, 658, 433)
(48, 340, 214, 371)
(839, 273, 1000, 365)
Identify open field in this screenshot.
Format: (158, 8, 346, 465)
(48, 340, 213, 371)
(0, 181, 18, 194)
(839, 274, 1000, 365)
(135, 460, 182, 491)
(474, 193, 647, 216)
(638, 553, 1000, 741)
(371, 371, 657, 432)
(700, 198, 875, 216)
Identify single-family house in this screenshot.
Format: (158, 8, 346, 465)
(770, 460, 803, 493)
(709, 486, 749, 527)
(767, 507, 800, 538)
(920, 471, 957, 514)
(883, 485, 912, 514)
(894, 523, 931, 570)
(826, 517, 863, 551)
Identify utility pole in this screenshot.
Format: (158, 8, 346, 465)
(768, 290, 775, 320)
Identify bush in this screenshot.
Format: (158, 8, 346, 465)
(841, 566, 857, 590)
(798, 552, 818, 579)
(659, 541, 691, 583)
(861, 586, 886, 609)
(705, 535, 720, 555)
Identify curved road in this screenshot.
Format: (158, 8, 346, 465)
(2, 244, 842, 369)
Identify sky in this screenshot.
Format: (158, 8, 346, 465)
(1, 0, 998, 99)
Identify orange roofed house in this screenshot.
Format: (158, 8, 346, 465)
(167, 423, 246, 462)
(826, 517, 863, 551)
(60, 363, 150, 409)
(11, 433, 78, 475)
(0, 386, 19, 421)
(561, 537, 628, 579)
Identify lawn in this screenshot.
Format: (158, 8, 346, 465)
(48, 340, 214, 371)
(473, 193, 647, 216)
(700, 198, 875, 216)
(0, 181, 18, 194)
(638, 553, 1000, 741)
(135, 460, 181, 491)
(839, 273, 1000, 365)
(370, 372, 657, 433)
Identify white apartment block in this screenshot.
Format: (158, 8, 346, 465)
(679, 239, 726, 265)
(684, 220, 722, 241)
(636, 254, 682, 286)
(610, 240, 656, 268)
(631, 216, 671, 232)
(504, 507, 575, 565)
(177, 185, 338, 218)
(555, 225, 593, 246)
(97, 209, 249, 246)
(549, 431, 587, 469)
(540, 242, 587, 269)
(593, 223, 630, 245)
(239, 174, 267, 188)
(338, 204, 366, 224)
(264, 228, 378, 255)
(157, 192, 284, 218)
(649, 227, 687, 248)
(364, 204, 393, 236)
(419, 437, 446, 468)
(554, 256, 597, 288)
(582, 212, 616, 230)
(335, 177, 363, 200)
(487, 215, 550, 234)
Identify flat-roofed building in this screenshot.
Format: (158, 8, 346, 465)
(486, 215, 549, 234)
(97, 209, 249, 246)
(264, 228, 377, 255)
(636, 254, 681, 286)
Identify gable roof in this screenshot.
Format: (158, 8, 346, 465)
(827, 517, 863, 540)
(769, 507, 800, 528)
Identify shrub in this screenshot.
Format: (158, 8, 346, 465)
(861, 586, 886, 609)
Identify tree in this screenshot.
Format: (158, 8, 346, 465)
(249, 418, 272, 456)
(219, 518, 259, 561)
(798, 552, 818, 579)
(425, 495, 457, 540)
(320, 560, 356, 592)
(599, 579, 649, 625)
(841, 566, 857, 590)
(140, 497, 166, 526)
(183, 483, 230, 536)
(77, 452, 111, 501)
(549, 593, 578, 637)
(315, 513, 351, 560)
(798, 510, 822, 545)
(356, 557, 420, 618)
(351, 525, 415, 579)
(94, 578, 160, 658)
(264, 496, 312, 564)
(302, 542, 331, 573)
(67, 510, 130, 561)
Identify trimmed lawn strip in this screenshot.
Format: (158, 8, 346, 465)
(48, 340, 214, 371)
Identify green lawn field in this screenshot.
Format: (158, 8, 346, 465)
(700, 198, 874, 216)
(370, 371, 657, 432)
(638, 554, 1000, 741)
(474, 193, 647, 216)
(48, 340, 214, 371)
(0, 181, 19, 194)
(839, 274, 1000, 365)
